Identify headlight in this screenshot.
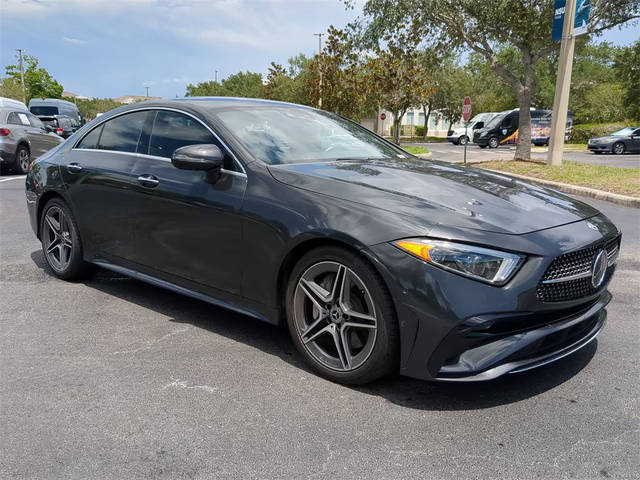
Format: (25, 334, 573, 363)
(479, 131, 487, 138)
(394, 238, 524, 285)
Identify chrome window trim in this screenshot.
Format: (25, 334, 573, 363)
(72, 148, 246, 177)
(72, 106, 247, 175)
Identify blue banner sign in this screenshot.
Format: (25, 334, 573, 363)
(552, 0, 591, 41)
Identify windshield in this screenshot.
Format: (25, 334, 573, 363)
(611, 127, 634, 136)
(484, 113, 506, 129)
(215, 107, 405, 165)
(30, 106, 59, 116)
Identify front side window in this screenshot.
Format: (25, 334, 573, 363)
(148, 110, 217, 158)
(76, 125, 103, 149)
(215, 107, 403, 165)
(98, 111, 149, 153)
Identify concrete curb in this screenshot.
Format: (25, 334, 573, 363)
(482, 168, 640, 208)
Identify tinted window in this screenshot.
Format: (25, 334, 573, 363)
(40, 118, 59, 127)
(30, 106, 58, 116)
(98, 111, 149, 153)
(76, 125, 103, 149)
(148, 111, 216, 158)
(27, 113, 44, 128)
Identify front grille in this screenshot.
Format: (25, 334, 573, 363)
(537, 236, 620, 302)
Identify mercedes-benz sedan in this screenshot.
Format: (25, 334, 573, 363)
(26, 97, 620, 385)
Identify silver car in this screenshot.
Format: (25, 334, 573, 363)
(0, 105, 64, 174)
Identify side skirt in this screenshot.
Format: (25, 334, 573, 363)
(92, 259, 270, 323)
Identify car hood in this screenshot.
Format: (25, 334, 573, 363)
(267, 159, 599, 235)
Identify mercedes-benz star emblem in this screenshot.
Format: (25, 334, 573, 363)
(591, 249, 608, 288)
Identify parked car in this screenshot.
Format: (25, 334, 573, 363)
(38, 115, 75, 139)
(29, 98, 81, 124)
(26, 98, 620, 385)
(588, 127, 640, 155)
(447, 112, 497, 145)
(0, 99, 64, 174)
(474, 109, 573, 148)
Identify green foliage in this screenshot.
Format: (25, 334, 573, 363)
(260, 57, 313, 105)
(186, 71, 263, 98)
(73, 98, 126, 121)
(570, 121, 634, 143)
(0, 77, 24, 101)
(614, 40, 640, 121)
(5, 55, 63, 101)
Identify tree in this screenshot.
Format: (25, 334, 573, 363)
(0, 77, 24, 102)
(260, 56, 313, 105)
(5, 55, 63, 102)
(364, 28, 434, 144)
(354, 0, 640, 160)
(614, 40, 640, 121)
(430, 62, 471, 133)
(185, 71, 262, 98)
(74, 98, 125, 121)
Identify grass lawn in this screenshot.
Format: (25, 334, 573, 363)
(403, 146, 430, 155)
(477, 160, 640, 198)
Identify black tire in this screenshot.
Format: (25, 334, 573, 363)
(459, 136, 468, 146)
(612, 142, 625, 155)
(14, 144, 30, 174)
(285, 245, 399, 385)
(488, 137, 499, 149)
(593, 151, 602, 155)
(40, 198, 91, 280)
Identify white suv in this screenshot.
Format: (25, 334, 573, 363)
(447, 112, 497, 146)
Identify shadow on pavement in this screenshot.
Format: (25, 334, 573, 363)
(31, 249, 598, 411)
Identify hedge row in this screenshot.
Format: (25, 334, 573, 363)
(569, 122, 634, 143)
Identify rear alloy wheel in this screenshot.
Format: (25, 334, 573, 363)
(40, 199, 90, 280)
(612, 142, 625, 155)
(14, 145, 30, 174)
(488, 137, 499, 149)
(286, 247, 398, 385)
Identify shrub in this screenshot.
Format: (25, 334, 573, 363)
(570, 122, 634, 143)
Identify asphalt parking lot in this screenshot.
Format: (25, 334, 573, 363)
(406, 142, 640, 169)
(1, 173, 639, 479)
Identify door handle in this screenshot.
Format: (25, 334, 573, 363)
(137, 174, 159, 188)
(67, 163, 83, 173)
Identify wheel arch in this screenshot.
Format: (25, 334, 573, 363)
(276, 236, 396, 325)
(36, 190, 69, 239)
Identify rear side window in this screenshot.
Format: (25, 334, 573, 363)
(97, 111, 150, 153)
(148, 110, 216, 158)
(7, 112, 30, 125)
(76, 125, 103, 149)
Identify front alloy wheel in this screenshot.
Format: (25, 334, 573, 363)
(286, 246, 398, 385)
(293, 261, 377, 372)
(613, 142, 625, 155)
(488, 137, 499, 149)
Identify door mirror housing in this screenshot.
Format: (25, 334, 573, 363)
(171, 144, 224, 171)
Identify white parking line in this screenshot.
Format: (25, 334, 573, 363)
(0, 175, 26, 183)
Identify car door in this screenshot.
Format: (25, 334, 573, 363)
(26, 113, 60, 155)
(630, 128, 640, 152)
(61, 110, 154, 261)
(126, 109, 247, 296)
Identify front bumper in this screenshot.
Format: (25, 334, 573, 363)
(588, 143, 611, 152)
(435, 292, 608, 381)
(473, 136, 488, 146)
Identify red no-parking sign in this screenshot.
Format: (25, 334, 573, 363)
(462, 97, 472, 122)
(380, 112, 386, 121)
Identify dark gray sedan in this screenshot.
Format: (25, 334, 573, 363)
(588, 126, 640, 155)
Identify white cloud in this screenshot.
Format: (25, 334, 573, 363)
(62, 36, 88, 45)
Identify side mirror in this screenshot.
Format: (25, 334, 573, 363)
(172, 144, 224, 171)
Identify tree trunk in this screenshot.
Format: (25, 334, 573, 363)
(392, 112, 401, 145)
(423, 104, 432, 140)
(514, 54, 536, 161)
(447, 120, 454, 134)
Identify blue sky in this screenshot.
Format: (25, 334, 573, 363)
(1, 0, 638, 99)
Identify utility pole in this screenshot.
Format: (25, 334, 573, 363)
(313, 33, 324, 108)
(547, 0, 577, 166)
(16, 49, 26, 104)
(145, 86, 150, 98)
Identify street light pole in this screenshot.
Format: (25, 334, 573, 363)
(16, 49, 26, 104)
(547, 0, 577, 166)
(313, 33, 324, 108)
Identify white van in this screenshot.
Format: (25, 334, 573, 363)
(29, 98, 81, 124)
(447, 112, 498, 146)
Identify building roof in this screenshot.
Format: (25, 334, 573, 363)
(114, 95, 163, 104)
